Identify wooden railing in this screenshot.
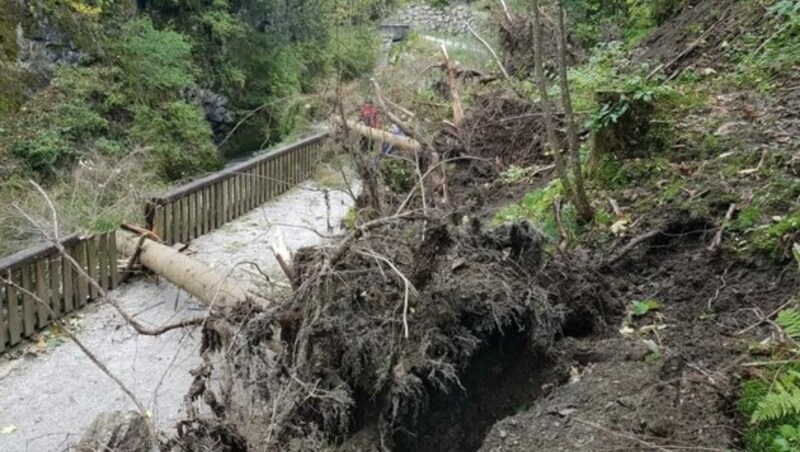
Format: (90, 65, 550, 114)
(0, 232, 118, 353)
(0, 131, 329, 353)
(146, 131, 328, 246)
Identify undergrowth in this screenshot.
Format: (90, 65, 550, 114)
(740, 304, 800, 452)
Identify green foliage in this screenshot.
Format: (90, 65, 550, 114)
(740, 305, 800, 452)
(561, 0, 673, 48)
(778, 308, 800, 339)
(342, 207, 358, 230)
(5, 66, 115, 176)
(379, 159, 414, 194)
(732, 0, 800, 90)
(110, 18, 196, 100)
(752, 370, 800, 424)
(631, 299, 661, 317)
(10, 131, 71, 174)
(331, 26, 380, 81)
(585, 75, 673, 132)
(494, 180, 577, 243)
(131, 101, 222, 179)
(501, 165, 528, 184)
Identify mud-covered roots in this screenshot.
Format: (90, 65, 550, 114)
(173, 218, 572, 450)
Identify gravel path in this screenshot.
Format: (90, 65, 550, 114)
(0, 180, 355, 451)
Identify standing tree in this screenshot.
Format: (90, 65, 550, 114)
(555, 1, 594, 223)
(530, 0, 594, 223)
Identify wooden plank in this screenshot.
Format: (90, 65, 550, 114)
(233, 175, 240, 219)
(6, 269, 20, 346)
(171, 202, 181, 246)
(291, 149, 297, 183)
(98, 233, 109, 291)
(245, 169, 252, 211)
(224, 178, 232, 222)
(0, 282, 6, 352)
(259, 162, 267, 204)
(20, 264, 35, 336)
(247, 168, 253, 212)
(75, 241, 89, 308)
(188, 193, 196, 240)
(162, 203, 172, 245)
(214, 182, 222, 227)
(49, 255, 61, 318)
(208, 186, 215, 231)
(109, 232, 119, 289)
(240, 172, 246, 213)
(269, 159, 276, 199)
(35, 258, 49, 328)
(266, 161, 272, 200)
(208, 185, 216, 231)
(180, 197, 188, 243)
(87, 236, 99, 300)
(198, 188, 206, 234)
(63, 247, 74, 313)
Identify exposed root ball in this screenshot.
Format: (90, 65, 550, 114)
(173, 219, 565, 450)
(461, 93, 554, 168)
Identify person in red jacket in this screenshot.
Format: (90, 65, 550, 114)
(359, 100, 381, 129)
(358, 100, 382, 154)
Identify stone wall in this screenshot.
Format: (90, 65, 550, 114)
(388, 3, 474, 34)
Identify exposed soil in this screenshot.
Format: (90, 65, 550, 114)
(399, 331, 562, 452)
(481, 239, 799, 451)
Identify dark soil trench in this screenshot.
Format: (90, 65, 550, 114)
(394, 327, 577, 452)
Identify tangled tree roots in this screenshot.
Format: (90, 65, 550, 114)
(461, 93, 556, 168)
(170, 218, 568, 451)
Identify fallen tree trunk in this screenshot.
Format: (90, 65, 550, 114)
(332, 116, 422, 152)
(117, 229, 258, 307)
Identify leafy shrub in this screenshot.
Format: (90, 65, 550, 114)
(131, 101, 222, 180)
(111, 18, 196, 100)
(10, 131, 71, 174)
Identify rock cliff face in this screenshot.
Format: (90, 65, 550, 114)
(15, 17, 86, 75)
(388, 3, 474, 34)
(183, 86, 234, 143)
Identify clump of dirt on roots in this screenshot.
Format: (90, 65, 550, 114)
(169, 218, 570, 450)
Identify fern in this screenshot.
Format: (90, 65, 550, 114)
(778, 308, 800, 339)
(753, 371, 800, 423)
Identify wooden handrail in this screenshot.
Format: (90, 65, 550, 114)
(0, 233, 82, 273)
(152, 132, 329, 204)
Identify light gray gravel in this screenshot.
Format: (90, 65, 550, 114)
(0, 180, 356, 452)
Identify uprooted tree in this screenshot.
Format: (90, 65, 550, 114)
(158, 41, 611, 450)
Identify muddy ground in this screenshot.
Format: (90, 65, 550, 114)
(482, 230, 799, 451)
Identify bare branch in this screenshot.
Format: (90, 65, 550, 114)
(466, 23, 511, 81)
